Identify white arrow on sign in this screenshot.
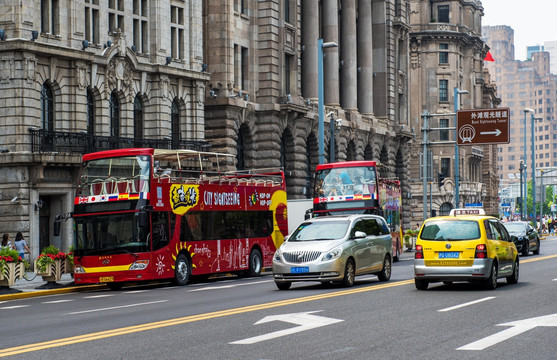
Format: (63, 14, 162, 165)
(480, 129, 502, 136)
(458, 313, 557, 350)
(230, 311, 343, 345)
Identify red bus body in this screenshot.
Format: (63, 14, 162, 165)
(312, 161, 403, 260)
(71, 148, 288, 286)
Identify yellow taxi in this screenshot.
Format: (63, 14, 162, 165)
(414, 209, 519, 290)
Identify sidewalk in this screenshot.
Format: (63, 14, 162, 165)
(0, 271, 103, 301)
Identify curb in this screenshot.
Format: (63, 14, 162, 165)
(0, 284, 105, 301)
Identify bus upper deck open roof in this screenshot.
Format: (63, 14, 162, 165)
(82, 148, 234, 171)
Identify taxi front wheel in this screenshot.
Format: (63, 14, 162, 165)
(506, 259, 519, 285)
(415, 279, 429, 290)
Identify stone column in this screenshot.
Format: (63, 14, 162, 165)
(323, 0, 339, 106)
(357, 0, 373, 114)
(341, 0, 357, 110)
(301, 0, 319, 100)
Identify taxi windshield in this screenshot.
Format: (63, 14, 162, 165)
(420, 220, 480, 241)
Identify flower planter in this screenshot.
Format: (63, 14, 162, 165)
(0, 262, 25, 287)
(35, 258, 65, 282)
(64, 258, 74, 274)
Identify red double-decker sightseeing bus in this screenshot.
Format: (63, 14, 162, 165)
(62, 148, 288, 289)
(312, 161, 403, 261)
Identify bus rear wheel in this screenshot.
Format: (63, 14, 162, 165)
(174, 253, 191, 286)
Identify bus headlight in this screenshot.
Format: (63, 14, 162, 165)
(129, 260, 149, 270)
(74, 265, 85, 273)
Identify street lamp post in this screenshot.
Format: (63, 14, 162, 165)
(454, 87, 469, 209)
(531, 113, 541, 230)
(541, 169, 544, 224)
(318, 39, 338, 165)
(519, 161, 526, 220)
(524, 108, 533, 220)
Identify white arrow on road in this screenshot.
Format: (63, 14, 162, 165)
(480, 129, 502, 136)
(230, 311, 343, 345)
(458, 313, 557, 350)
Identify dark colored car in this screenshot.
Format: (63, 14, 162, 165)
(503, 221, 540, 256)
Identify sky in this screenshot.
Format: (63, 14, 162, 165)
(481, 0, 557, 61)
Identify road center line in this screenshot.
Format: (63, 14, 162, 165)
(438, 297, 495, 312)
(0, 279, 413, 357)
(66, 300, 168, 315)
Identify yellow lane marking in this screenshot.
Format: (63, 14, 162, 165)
(0, 279, 413, 357)
(520, 253, 557, 263)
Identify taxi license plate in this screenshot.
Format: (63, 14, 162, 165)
(291, 267, 309, 274)
(99, 276, 114, 282)
(439, 251, 459, 259)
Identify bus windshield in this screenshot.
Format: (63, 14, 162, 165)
(78, 155, 151, 196)
(315, 166, 377, 198)
(74, 212, 150, 256)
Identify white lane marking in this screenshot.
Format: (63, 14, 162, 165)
(438, 297, 495, 312)
(188, 279, 272, 292)
(66, 300, 168, 315)
(231, 311, 344, 345)
(0, 305, 30, 310)
(42, 299, 74, 304)
(124, 290, 150, 294)
(83, 294, 114, 299)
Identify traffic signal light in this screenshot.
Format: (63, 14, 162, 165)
(438, 172, 445, 187)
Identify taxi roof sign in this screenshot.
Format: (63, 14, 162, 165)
(450, 208, 485, 216)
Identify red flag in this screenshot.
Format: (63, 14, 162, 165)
(484, 51, 495, 62)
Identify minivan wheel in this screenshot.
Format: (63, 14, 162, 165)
(506, 259, 519, 285)
(341, 259, 355, 287)
(275, 281, 291, 290)
(533, 239, 540, 255)
(377, 256, 391, 282)
(415, 279, 429, 290)
(484, 262, 498, 290)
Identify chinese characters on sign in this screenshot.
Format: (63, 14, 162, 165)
(457, 108, 510, 145)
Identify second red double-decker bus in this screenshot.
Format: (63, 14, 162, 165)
(312, 161, 403, 261)
(64, 148, 288, 289)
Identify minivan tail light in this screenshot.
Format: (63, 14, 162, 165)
(475, 244, 487, 259)
(415, 245, 423, 259)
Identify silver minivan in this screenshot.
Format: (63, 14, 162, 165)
(272, 214, 393, 290)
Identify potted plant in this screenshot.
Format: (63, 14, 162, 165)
(35, 246, 68, 282)
(0, 247, 26, 287)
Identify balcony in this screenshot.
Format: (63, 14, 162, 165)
(29, 129, 211, 155)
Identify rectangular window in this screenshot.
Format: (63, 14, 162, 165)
(437, 5, 449, 23)
(132, 0, 149, 53)
(108, 0, 124, 32)
(439, 79, 448, 102)
(439, 118, 449, 141)
(241, 47, 248, 90)
(85, 0, 100, 44)
(170, 5, 185, 59)
(285, 0, 295, 24)
(439, 43, 449, 64)
(41, 0, 60, 35)
(441, 157, 450, 178)
(285, 54, 294, 95)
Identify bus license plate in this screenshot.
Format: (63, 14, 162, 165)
(99, 276, 114, 282)
(439, 252, 459, 259)
(291, 267, 309, 274)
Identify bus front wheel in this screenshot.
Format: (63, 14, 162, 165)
(174, 253, 191, 286)
(247, 248, 262, 277)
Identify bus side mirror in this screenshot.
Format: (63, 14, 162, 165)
(139, 211, 149, 228)
(53, 215, 62, 236)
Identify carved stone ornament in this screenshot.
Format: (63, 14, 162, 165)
(107, 58, 134, 95)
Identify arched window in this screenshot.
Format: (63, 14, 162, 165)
(439, 202, 453, 216)
(41, 82, 54, 131)
(237, 128, 245, 170)
(86, 89, 95, 135)
(134, 95, 144, 140)
(171, 99, 181, 149)
(109, 92, 120, 137)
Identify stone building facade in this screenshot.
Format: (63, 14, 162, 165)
(0, 0, 207, 257)
(203, 0, 414, 228)
(407, 0, 500, 222)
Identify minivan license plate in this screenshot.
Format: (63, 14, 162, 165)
(439, 251, 459, 259)
(291, 267, 309, 274)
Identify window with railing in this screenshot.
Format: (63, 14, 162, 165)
(437, 5, 449, 23)
(41, 83, 55, 131)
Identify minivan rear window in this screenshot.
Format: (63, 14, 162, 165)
(420, 220, 480, 241)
